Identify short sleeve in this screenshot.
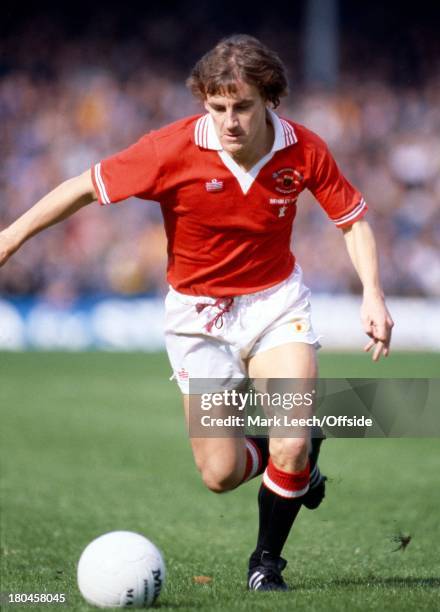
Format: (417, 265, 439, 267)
(91, 134, 161, 205)
(307, 136, 367, 228)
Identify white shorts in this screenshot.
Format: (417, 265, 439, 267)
(165, 265, 321, 393)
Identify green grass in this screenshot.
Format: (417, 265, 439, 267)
(1, 351, 439, 611)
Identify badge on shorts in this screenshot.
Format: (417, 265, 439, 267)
(291, 318, 310, 333)
(272, 168, 304, 195)
(177, 368, 189, 380)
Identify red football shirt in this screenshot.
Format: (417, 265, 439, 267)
(91, 109, 367, 296)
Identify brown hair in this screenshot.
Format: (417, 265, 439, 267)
(186, 34, 289, 108)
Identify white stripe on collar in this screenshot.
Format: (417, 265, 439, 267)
(194, 107, 297, 151)
(269, 108, 298, 151)
(194, 113, 221, 150)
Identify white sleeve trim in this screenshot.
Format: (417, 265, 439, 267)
(333, 198, 366, 226)
(94, 162, 111, 205)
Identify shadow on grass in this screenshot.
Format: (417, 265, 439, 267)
(307, 576, 440, 590)
(157, 603, 205, 609)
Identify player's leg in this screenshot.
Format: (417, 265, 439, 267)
(165, 287, 269, 493)
(250, 341, 320, 480)
(183, 394, 245, 492)
(183, 395, 268, 492)
(246, 341, 321, 591)
(303, 425, 327, 510)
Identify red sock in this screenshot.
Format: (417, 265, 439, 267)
(241, 438, 264, 483)
(262, 457, 310, 499)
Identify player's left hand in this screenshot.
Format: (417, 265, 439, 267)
(360, 293, 394, 361)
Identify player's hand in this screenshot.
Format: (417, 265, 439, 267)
(360, 292, 394, 361)
(0, 230, 20, 267)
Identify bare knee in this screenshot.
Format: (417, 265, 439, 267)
(200, 464, 241, 493)
(190, 437, 246, 494)
(270, 437, 309, 472)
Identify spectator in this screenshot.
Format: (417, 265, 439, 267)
(1, 22, 439, 299)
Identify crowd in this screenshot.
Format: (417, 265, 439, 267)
(1, 29, 439, 301)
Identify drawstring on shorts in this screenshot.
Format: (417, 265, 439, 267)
(195, 297, 234, 332)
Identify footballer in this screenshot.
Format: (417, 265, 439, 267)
(0, 35, 393, 591)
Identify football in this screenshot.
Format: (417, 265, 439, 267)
(77, 531, 165, 608)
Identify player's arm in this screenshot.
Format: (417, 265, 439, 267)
(342, 218, 394, 361)
(0, 170, 97, 267)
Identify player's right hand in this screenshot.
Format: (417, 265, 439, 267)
(0, 230, 19, 267)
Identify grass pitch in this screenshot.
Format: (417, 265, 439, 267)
(1, 351, 439, 611)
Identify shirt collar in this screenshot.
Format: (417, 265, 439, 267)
(194, 107, 297, 152)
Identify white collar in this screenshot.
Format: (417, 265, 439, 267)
(194, 107, 297, 152)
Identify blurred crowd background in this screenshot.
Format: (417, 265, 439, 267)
(1, 1, 439, 301)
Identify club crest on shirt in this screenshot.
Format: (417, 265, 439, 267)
(272, 168, 304, 194)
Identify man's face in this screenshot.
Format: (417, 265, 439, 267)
(204, 81, 268, 160)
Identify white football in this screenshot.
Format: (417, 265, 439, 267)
(77, 531, 166, 608)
